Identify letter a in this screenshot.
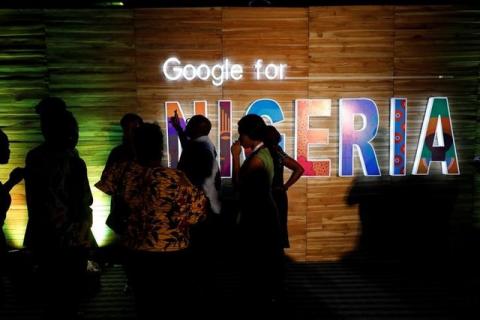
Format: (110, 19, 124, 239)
(412, 97, 459, 175)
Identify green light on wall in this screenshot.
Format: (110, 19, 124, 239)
(2, 181, 115, 248)
(1, 123, 120, 249)
(91, 188, 115, 247)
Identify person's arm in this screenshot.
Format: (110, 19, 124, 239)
(170, 111, 188, 149)
(283, 155, 304, 191)
(231, 141, 242, 187)
(95, 161, 123, 196)
(3, 167, 24, 192)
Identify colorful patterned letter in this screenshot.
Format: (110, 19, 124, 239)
(218, 100, 232, 178)
(339, 98, 381, 177)
(294, 99, 331, 176)
(412, 97, 459, 175)
(390, 98, 407, 176)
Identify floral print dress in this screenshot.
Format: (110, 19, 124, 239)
(96, 161, 207, 252)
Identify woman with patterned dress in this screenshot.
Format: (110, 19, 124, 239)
(96, 123, 207, 320)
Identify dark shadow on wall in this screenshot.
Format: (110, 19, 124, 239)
(342, 174, 480, 318)
(344, 175, 463, 263)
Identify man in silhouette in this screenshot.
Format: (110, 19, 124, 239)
(171, 114, 222, 307)
(171, 114, 221, 216)
(24, 97, 93, 320)
(102, 113, 143, 236)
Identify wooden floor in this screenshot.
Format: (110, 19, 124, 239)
(1, 253, 478, 320)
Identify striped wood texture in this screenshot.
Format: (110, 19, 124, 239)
(0, 6, 478, 261)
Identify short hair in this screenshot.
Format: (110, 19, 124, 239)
(187, 115, 211, 136)
(120, 113, 143, 129)
(133, 123, 164, 164)
(35, 97, 67, 116)
(264, 125, 281, 147)
(238, 114, 266, 141)
(41, 110, 79, 149)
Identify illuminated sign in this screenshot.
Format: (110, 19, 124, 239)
(161, 57, 287, 86)
(165, 97, 459, 178)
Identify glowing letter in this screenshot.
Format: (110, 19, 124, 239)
(162, 57, 182, 80)
(390, 98, 407, 176)
(254, 59, 263, 80)
(412, 97, 459, 175)
(339, 98, 381, 177)
(218, 100, 232, 177)
(294, 99, 331, 177)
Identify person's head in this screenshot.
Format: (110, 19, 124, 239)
(237, 114, 267, 149)
(35, 97, 67, 119)
(0, 128, 10, 164)
(185, 115, 211, 139)
(263, 125, 281, 148)
(42, 110, 79, 150)
(120, 113, 143, 144)
(133, 123, 164, 166)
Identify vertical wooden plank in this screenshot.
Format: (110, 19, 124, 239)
(45, 9, 137, 245)
(308, 6, 395, 261)
(223, 7, 309, 260)
(394, 5, 480, 253)
(135, 8, 223, 136)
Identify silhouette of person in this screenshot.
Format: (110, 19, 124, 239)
(24, 97, 94, 320)
(102, 113, 143, 235)
(264, 125, 304, 248)
(96, 123, 208, 320)
(170, 113, 222, 306)
(231, 114, 284, 314)
(171, 114, 221, 215)
(0, 129, 24, 262)
(105, 113, 143, 169)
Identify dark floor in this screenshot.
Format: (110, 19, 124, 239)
(1, 251, 479, 320)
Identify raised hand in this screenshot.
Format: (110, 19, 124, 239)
(231, 140, 242, 158)
(170, 110, 182, 132)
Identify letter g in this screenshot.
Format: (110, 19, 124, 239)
(163, 57, 182, 81)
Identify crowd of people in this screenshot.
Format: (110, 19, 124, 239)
(0, 97, 304, 320)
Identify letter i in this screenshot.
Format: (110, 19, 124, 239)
(390, 98, 407, 176)
(218, 100, 232, 178)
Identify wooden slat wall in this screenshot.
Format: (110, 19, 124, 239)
(394, 6, 480, 252)
(0, 10, 46, 246)
(0, 6, 478, 261)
